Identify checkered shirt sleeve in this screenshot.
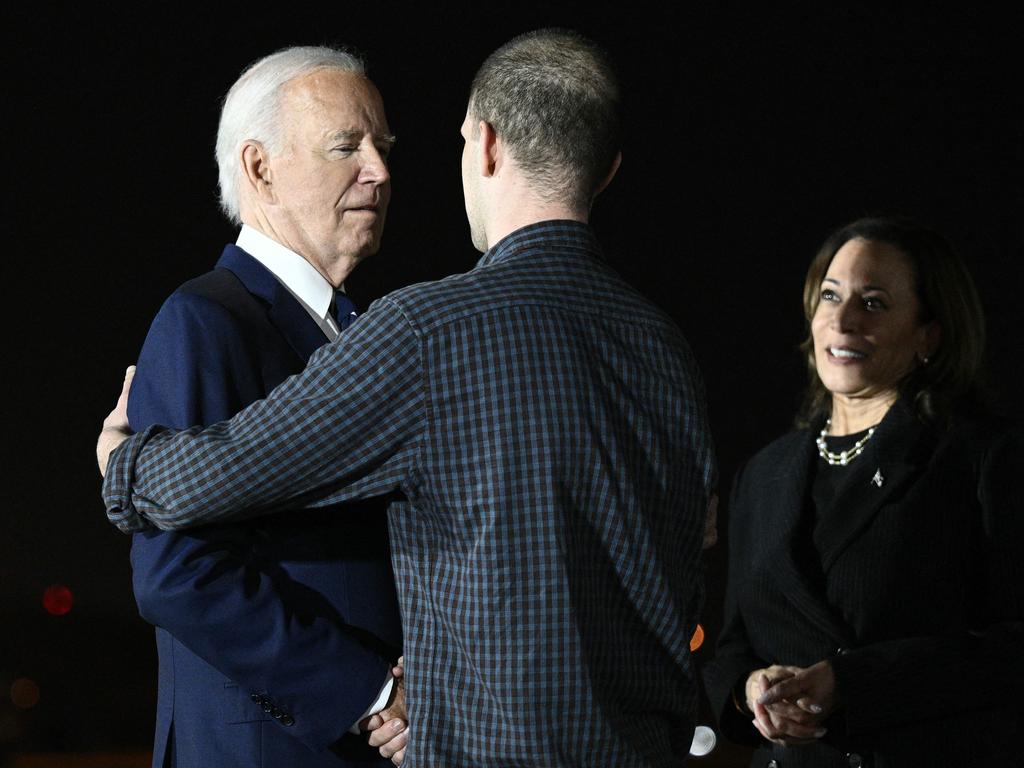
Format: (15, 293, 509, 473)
(103, 297, 425, 532)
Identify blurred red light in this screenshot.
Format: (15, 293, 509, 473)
(11, 678, 40, 709)
(689, 623, 705, 652)
(43, 584, 73, 615)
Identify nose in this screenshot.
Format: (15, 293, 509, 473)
(359, 145, 390, 186)
(833, 297, 860, 332)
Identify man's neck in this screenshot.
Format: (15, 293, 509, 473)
(238, 210, 354, 288)
(486, 204, 587, 250)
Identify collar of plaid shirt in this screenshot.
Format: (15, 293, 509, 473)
(476, 219, 604, 269)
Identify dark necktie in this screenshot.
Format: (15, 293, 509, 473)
(330, 291, 359, 331)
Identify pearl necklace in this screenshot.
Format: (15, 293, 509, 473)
(816, 419, 876, 466)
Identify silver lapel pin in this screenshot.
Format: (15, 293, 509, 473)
(871, 469, 884, 488)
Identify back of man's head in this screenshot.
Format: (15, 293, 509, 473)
(468, 29, 621, 211)
(216, 45, 365, 224)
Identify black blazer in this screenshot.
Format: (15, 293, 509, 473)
(703, 398, 1024, 768)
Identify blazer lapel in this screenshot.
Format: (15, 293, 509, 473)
(216, 244, 329, 363)
(266, 285, 331, 362)
(760, 429, 857, 647)
(817, 398, 935, 574)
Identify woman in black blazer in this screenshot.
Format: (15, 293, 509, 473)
(703, 216, 1023, 767)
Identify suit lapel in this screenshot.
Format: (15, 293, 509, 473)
(760, 429, 858, 646)
(216, 244, 330, 363)
(265, 286, 331, 362)
(817, 398, 935, 574)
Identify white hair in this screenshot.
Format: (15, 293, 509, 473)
(215, 45, 366, 223)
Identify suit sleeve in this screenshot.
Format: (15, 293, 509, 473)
(701, 461, 768, 746)
(830, 429, 1024, 735)
(127, 291, 394, 751)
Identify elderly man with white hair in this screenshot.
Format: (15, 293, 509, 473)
(119, 46, 404, 768)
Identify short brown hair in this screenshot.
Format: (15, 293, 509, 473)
(468, 29, 621, 210)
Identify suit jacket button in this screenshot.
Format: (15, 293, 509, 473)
(261, 701, 273, 713)
(847, 753, 863, 767)
(270, 707, 283, 718)
(250, 693, 262, 703)
(280, 714, 295, 726)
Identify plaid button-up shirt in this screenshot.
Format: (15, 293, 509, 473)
(105, 220, 716, 767)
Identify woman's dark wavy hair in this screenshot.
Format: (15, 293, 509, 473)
(797, 215, 987, 427)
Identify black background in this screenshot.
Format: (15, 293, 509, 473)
(4, 3, 1022, 763)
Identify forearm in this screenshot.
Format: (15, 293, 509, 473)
(104, 303, 424, 532)
(703, 462, 768, 744)
(105, 413, 301, 531)
(703, 578, 768, 745)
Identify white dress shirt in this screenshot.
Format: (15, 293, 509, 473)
(236, 225, 344, 341)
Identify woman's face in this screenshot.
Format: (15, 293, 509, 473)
(811, 238, 938, 403)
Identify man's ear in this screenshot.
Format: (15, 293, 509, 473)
(478, 120, 499, 177)
(593, 151, 622, 199)
(240, 140, 274, 203)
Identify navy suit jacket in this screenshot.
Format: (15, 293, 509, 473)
(127, 245, 402, 768)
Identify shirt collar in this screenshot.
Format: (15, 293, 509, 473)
(236, 225, 339, 320)
(476, 219, 601, 269)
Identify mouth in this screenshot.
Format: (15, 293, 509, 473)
(826, 345, 868, 361)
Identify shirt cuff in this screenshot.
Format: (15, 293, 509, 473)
(103, 425, 165, 533)
(347, 672, 395, 735)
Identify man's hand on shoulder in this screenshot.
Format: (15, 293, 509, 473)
(97, 365, 136, 477)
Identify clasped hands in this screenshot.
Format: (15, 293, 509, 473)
(745, 660, 838, 747)
(361, 658, 409, 765)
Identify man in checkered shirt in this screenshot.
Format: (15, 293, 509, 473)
(100, 28, 717, 767)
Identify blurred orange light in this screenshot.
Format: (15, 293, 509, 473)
(11, 678, 40, 709)
(689, 623, 705, 652)
(43, 584, 73, 615)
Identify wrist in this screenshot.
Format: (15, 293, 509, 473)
(97, 428, 127, 476)
(734, 676, 753, 715)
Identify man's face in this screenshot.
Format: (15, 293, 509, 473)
(460, 112, 488, 252)
(269, 69, 392, 280)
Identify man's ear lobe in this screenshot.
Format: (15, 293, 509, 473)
(479, 121, 499, 177)
(593, 151, 622, 199)
(241, 141, 274, 202)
